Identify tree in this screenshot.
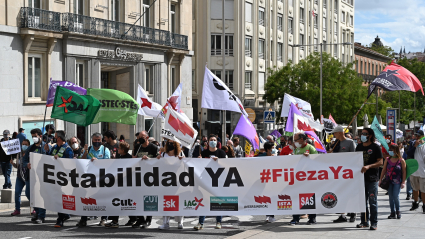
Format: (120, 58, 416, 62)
(369, 44, 394, 58)
(381, 58, 425, 124)
(263, 52, 392, 125)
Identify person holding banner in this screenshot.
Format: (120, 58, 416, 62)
(258, 141, 278, 223)
(408, 130, 425, 212)
(68, 137, 84, 159)
(44, 130, 74, 228)
(158, 139, 185, 230)
(77, 132, 110, 228)
(289, 132, 318, 225)
(25, 128, 51, 224)
(379, 143, 406, 219)
(10, 139, 31, 216)
(356, 128, 383, 230)
(194, 134, 225, 230)
(279, 137, 294, 156)
(1, 129, 15, 189)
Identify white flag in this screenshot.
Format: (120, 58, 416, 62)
(293, 114, 323, 133)
(162, 108, 198, 148)
(202, 66, 248, 116)
(137, 85, 163, 117)
(160, 83, 183, 118)
(281, 93, 314, 119)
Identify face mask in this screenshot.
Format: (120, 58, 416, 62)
(361, 135, 368, 143)
(32, 137, 40, 144)
(139, 137, 146, 144)
(386, 139, 391, 144)
(389, 151, 394, 157)
(271, 148, 277, 155)
(209, 141, 217, 148)
(92, 142, 102, 148)
(72, 143, 79, 149)
(167, 143, 175, 151)
(3, 135, 7, 139)
(289, 145, 294, 150)
(294, 142, 302, 148)
(22, 145, 29, 151)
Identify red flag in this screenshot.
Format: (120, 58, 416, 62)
(329, 114, 337, 126)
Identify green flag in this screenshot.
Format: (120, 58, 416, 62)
(371, 116, 389, 152)
(87, 88, 139, 125)
(51, 86, 101, 126)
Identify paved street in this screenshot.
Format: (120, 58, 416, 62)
(1, 184, 424, 239)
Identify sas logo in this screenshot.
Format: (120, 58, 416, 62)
(277, 194, 292, 210)
(299, 193, 316, 210)
(62, 195, 76, 211)
(112, 198, 137, 211)
(81, 197, 97, 205)
(321, 192, 338, 209)
(183, 197, 204, 210)
(164, 195, 179, 211)
(144, 195, 158, 211)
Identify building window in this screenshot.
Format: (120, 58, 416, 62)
(334, 23, 337, 35)
(170, 4, 176, 33)
(245, 2, 252, 23)
(341, 11, 345, 22)
(277, 14, 283, 31)
(278, 43, 283, 62)
(300, 8, 304, 24)
(270, 10, 273, 29)
(245, 36, 252, 57)
(270, 41, 273, 60)
(211, 0, 234, 20)
(226, 71, 234, 90)
(314, 38, 318, 52)
(259, 72, 265, 93)
(30, 0, 42, 8)
(323, 0, 327, 8)
(334, 0, 338, 13)
(259, 39, 265, 59)
(323, 40, 327, 51)
(299, 34, 304, 50)
(143, 0, 150, 27)
(28, 54, 42, 98)
(76, 62, 84, 88)
(245, 71, 252, 90)
(211, 34, 221, 55)
(74, 0, 84, 15)
(192, 70, 196, 90)
(288, 18, 293, 34)
(171, 66, 177, 92)
(342, 53, 345, 64)
(334, 44, 337, 57)
(289, 0, 293, 7)
(112, 0, 120, 21)
(259, 7, 265, 26)
(314, 13, 318, 29)
(323, 17, 327, 31)
(145, 65, 153, 94)
(225, 35, 234, 56)
(372, 64, 375, 76)
(360, 60, 363, 73)
(350, 15, 353, 26)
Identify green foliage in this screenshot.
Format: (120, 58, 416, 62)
(263, 52, 393, 125)
(370, 44, 394, 58)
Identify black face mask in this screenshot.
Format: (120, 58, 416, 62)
(167, 143, 175, 151)
(139, 137, 146, 144)
(92, 142, 102, 148)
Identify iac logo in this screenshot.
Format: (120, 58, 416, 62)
(163, 195, 179, 211)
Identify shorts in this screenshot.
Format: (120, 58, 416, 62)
(410, 176, 425, 192)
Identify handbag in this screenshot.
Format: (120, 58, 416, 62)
(380, 158, 399, 190)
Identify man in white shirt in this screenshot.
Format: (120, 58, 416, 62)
(410, 131, 425, 213)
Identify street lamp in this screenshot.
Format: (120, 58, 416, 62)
(290, 42, 352, 120)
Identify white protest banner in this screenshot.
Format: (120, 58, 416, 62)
(1, 139, 21, 155)
(281, 93, 314, 119)
(31, 152, 365, 216)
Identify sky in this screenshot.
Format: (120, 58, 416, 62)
(355, 0, 425, 53)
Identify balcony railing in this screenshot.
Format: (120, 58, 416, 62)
(20, 7, 61, 32)
(245, 50, 252, 57)
(20, 8, 188, 50)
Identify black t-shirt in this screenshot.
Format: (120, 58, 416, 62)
(117, 153, 132, 159)
(133, 143, 159, 158)
(201, 148, 227, 159)
(356, 142, 383, 182)
(104, 142, 120, 158)
(73, 147, 84, 159)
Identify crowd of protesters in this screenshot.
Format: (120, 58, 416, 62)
(1, 124, 424, 231)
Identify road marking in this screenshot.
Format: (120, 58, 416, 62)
(19, 237, 32, 239)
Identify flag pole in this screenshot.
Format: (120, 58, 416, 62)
(198, 108, 204, 156)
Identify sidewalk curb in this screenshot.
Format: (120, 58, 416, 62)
(0, 200, 29, 211)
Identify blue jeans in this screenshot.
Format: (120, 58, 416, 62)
(406, 177, 413, 195)
(26, 180, 46, 219)
(361, 181, 378, 225)
(199, 216, 222, 224)
(14, 177, 29, 211)
(1, 162, 12, 188)
(388, 183, 401, 213)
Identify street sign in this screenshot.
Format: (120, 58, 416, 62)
(264, 111, 275, 123)
(386, 109, 397, 142)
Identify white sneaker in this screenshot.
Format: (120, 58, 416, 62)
(158, 223, 170, 230)
(265, 216, 270, 222)
(268, 217, 276, 223)
(178, 223, 184, 229)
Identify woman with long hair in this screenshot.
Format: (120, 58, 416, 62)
(221, 145, 235, 158)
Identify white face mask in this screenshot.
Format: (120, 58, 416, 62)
(295, 142, 302, 148)
(32, 137, 40, 144)
(289, 145, 295, 150)
(72, 143, 79, 149)
(386, 139, 391, 144)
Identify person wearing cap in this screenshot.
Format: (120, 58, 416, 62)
(44, 124, 56, 144)
(329, 125, 357, 223)
(408, 130, 425, 212)
(17, 128, 27, 145)
(1, 130, 16, 189)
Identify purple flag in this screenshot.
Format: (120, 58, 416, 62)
(233, 114, 260, 151)
(270, 130, 282, 138)
(305, 131, 327, 154)
(46, 80, 87, 107)
(285, 103, 303, 132)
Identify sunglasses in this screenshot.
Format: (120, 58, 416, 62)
(361, 133, 369, 136)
